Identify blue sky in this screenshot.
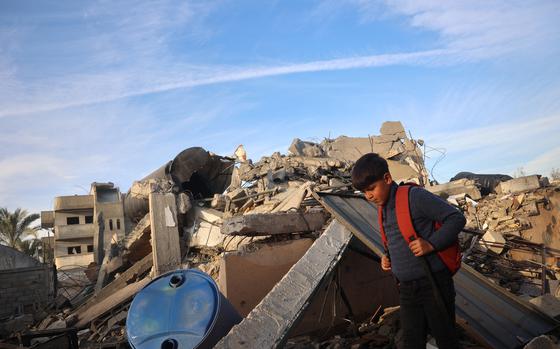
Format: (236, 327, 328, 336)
(1, 0, 560, 214)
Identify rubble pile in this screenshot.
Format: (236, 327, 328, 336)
(286, 306, 484, 349)
(431, 175, 560, 301)
(2, 120, 560, 348)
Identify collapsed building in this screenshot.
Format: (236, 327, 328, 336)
(1, 121, 560, 348)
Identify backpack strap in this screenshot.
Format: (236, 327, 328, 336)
(377, 205, 388, 252)
(395, 185, 418, 243)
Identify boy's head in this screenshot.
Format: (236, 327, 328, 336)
(351, 153, 393, 205)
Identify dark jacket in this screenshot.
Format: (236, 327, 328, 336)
(381, 182, 466, 282)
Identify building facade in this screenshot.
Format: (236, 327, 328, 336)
(41, 182, 125, 269)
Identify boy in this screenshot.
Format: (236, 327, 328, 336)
(351, 153, 466, 349)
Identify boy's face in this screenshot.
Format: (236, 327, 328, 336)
(363, 172, 392, 206)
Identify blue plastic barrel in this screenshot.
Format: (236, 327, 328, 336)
(127, 269, 242, 349)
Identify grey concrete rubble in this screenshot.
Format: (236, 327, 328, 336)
(497, 175, 545, 194)
(3, 121, 560, 348)
(289, 138, 325, 157)
(426, 178, 482, 200)
(222, 211, 329, 236)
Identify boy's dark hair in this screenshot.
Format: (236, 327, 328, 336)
(351, 153, 389, 191)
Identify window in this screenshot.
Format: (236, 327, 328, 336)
(109, 219, 114, 231)
(116, 219, 121, 230)
(67, 246, 82, 254)
(66, 217, 79, 225)
(85, 216, 93, 224)
(87, 245, 94, 253)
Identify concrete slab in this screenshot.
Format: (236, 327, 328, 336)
(149, 193, 181, 276)
(479, 230, 506, 254)
(214, 220, 352, 349)
(497, 175, 542, 194)
(380, 121, 406, 139)
(289, 138, 324, 157)
(222, 211, 329, 236)
(426, 178, 482, 200)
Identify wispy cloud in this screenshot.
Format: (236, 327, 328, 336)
(339, 0, 560, 55)
(525, 146, 560, 176)
(2, 1, 558, 119)
(424, 114, 560, 153)
(0, 48, 455, 117)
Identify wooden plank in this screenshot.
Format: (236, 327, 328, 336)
(71, 253, 152, 318)
(74, 277, 151, 328)
(215, 220, 352, 348)
(149, 193, 181, 276)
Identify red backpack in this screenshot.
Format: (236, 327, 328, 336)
(377, 184, 462, 275)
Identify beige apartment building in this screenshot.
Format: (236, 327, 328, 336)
(41, 182, 125, 269)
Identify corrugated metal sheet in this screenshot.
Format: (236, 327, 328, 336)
(315, 192, 559, 349)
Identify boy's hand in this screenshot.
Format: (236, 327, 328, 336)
(381, 255, 391, 271)
(409, 238, 435, 256)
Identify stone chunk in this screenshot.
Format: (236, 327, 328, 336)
(211, 194, 231, 210)
(189, 208, 226, 247)
(380, 121, 406, 139)
(222, 211, 329, 236)
(426, 178, 482, 200)
(479, 230, 506, 254)
(289, 138, 325, 157)
(497, 175, 542, 194)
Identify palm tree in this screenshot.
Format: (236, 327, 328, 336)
(0, 208, 40, 250)
(18, 237, 42, 258)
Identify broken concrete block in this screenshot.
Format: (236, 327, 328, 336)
(289, 138, 325, 157)
(426, 178, 482, 201)
(380, 121, 406, 139)
(268, 168, 288, 183)
(190, 208, 226, 247)
(323, 136, 393, 163)
(529, 294, 560, 319)
(129, 179, 174, 198)
(479, 230, 506, 254)
(211, 194, 231, 210)
(234, 144, 247, 162)
(227, 188, 250, 207)
(222, 211, 329, 236)
(497, 175, 542, 194)
(387, 159, 422, 184)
